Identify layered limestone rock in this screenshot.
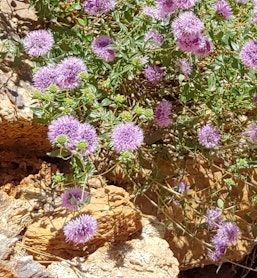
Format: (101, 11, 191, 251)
(0, 191, 33, 237)
(47, 216, 180, 278)
(0, 264, 15, 278)
(0, 0, 50, 154)
(0, 193, 47, 277)
(0, 255, 52, 278)
(0, 63, 51, 154)
(23, 185, 142, 260)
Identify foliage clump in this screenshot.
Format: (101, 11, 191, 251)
(9, 0, 257, 264)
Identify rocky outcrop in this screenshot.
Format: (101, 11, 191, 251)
(23, 185, 143, 260)
(0, 255, 52, 278)
(47, 215, 180, 278)
(0, 61, 51, 154)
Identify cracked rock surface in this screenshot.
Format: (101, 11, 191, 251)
(0, 0, 50, 154)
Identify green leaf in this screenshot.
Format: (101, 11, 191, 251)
(73, 3, 81, 10)
(84, 195, 91, 205)
(74, 156, 84, 171)
(77, 18, 86, 26)
(230, 41, 239, 51)
(208, 74, 216, 91)
(101, 98, 112, 106)
(217, 199, 224, 209)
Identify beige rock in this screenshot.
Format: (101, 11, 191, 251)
(0, 191, 32, 237)
(0, 0, 51, 155)
(0, 264, 15, 278)
(0, 234, 18, 260)
(0, 73, 51, 154)
(1, 254, 53, 278)
(23, 186, 142, 260)
(0, 0, 37, 22)
(47, 215, 179, 278)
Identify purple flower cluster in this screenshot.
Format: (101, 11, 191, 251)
(92, 36, 116, 62)
(48, 115, 81, 150)
(143, 0, 199, 19)
(215, 0, 233, 20)
(240, 40, 257, 70)
(23, 30, 54, 57)
(144, 64, 164, 83)
(33, 65, 58, 91)
(63, 214, 97, 245)
(206, 208, 223, 230)
(143, 0, 178, 20)
(176, 0, 199, 9)
(57, 57, 87, 90)
(206, 208, 240, 261)
(78, 123, 98, 155)
(171, 11, 212, 57)
(33, 57, 87, 91)
(61, 187, 88, 211)
(175, 59, 192, 76)
(83, 0, 116, 15)
(198, 124, 221, 149)
(144, 30, 164, 46)
(111, 122, 144, 153)
(48, 115, 98, 155)
(172, 11, 204, 39)
(154, 99, 172, 127)
(244, 124, 257, 143)
(209, 222, 240, 261)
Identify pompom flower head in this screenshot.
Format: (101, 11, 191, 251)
(63, 214, 97, 245)
(218, 222, 240, 244)
(240, 40, 257, 70)
(143, 0, 178, 19)
(176, 33, 206, 53)
(23, 29, 54, 57)
(112, 122, 144, 153)
(171, 11, 212, 56)
(56, 57, 87, 90)
(154, 99, 172, 127)
(47, 115, 80, 150)
(171, 11, 204, 39)
(92, 36, 116, 62)
(209, 221, 239, 261)
(33, 65, 58, 91)
(193, 39, 213, 57)
(61, 187, 88, 211)
(176, 0, 199, 9)
(215, 0, 233, 20)
(83, 0, 116, 15)
(198, 124, 221, 148)
(206, 208, 223, 230)
(244, 124, 257, 143)
(75, 123, 98, 155)
(144, 64, 164, 83)
(144, 30, 164, 46)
